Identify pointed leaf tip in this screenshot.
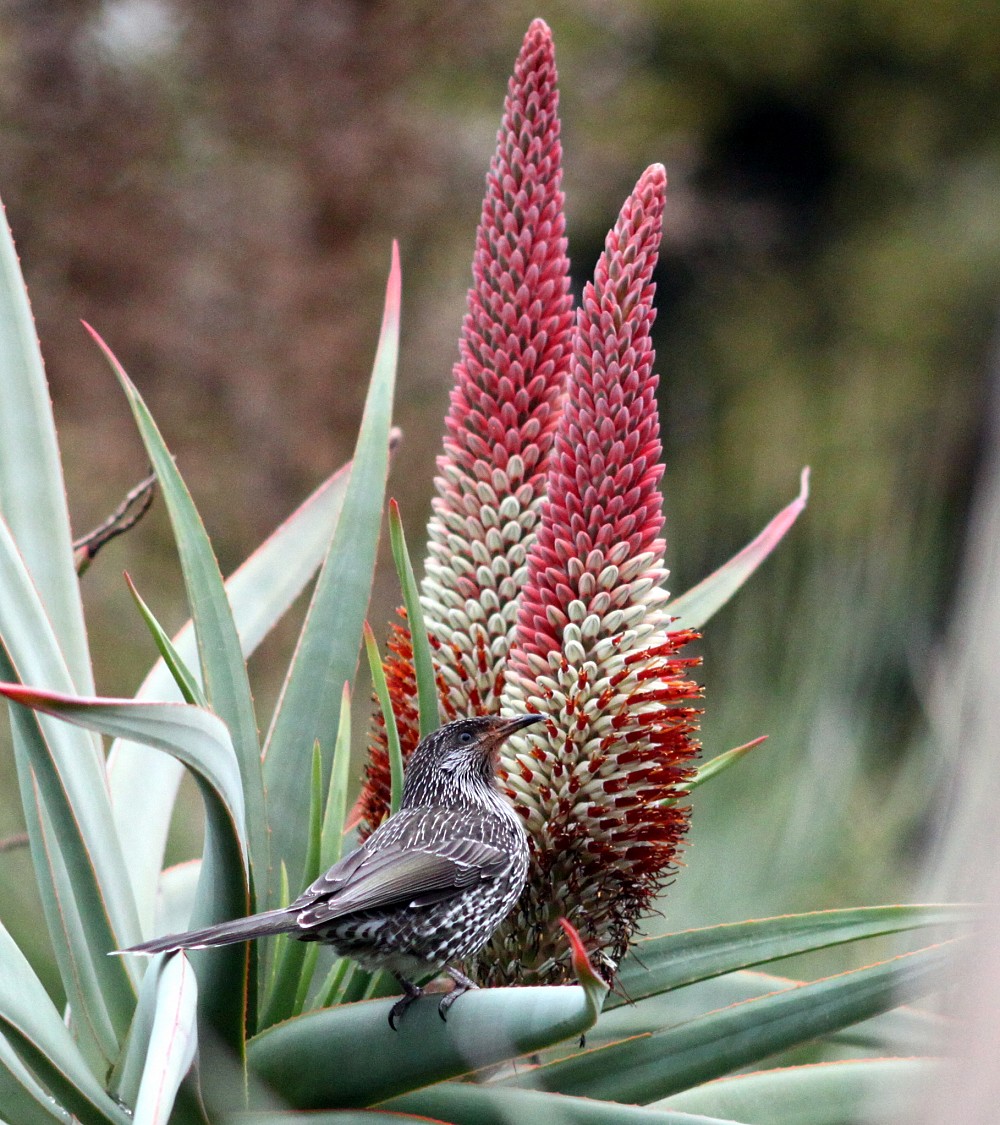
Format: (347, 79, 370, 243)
(81, 321, 125, 378)
(669, 734, 770, 803)
(559, 917, 608, 1013)
(386, 241, 401, 313)
(667, 469, 811, 630)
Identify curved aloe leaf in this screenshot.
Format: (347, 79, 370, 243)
(110, 943, 166, 1108)
(0, 684, 250, 1053)
(320, 683, 353, 870)
(0, 919, 131, 1125)
(509, 940, 956, 1102)
(388, 498, 441, 738)
(247, 984, 599, 1109)
(609, 904, 976, 1008)
(655, 1057, 939, 1124)
(668, 468, 809, 630)
(263, 243, 400, 905)
(233, 1114, 446, 1125)
(259, 747, 323, 1030)
(364, 622, 404, 815)
(584, 967, 943, 1055)
(0, 632, 137, 1063)
(0, 1033, 74, 1125)
(108, 452, 356, 932)
(0, 687, 246, 857)
(86, 324, 267, 905)
(388, 1083, 744, 1124)
(0, 514, 138, 933)
(153, 862, 202, 937)
(0, 199, 93, 696)
(132, 954, 198, 1125)
(125, 574, 207, 707)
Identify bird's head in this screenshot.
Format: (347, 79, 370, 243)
(402, 714, 544, 806)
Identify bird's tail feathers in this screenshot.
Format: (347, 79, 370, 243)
(114, 908, 296, 956)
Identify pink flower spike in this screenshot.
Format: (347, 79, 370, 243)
(486, 165, 702, 986)
(513, 163, 669, 672)
(361, 19, 573, 833)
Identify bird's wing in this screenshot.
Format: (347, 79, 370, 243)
(291, 812, 508, 927)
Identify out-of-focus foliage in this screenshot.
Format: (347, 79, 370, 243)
(0, 0, 996, 947)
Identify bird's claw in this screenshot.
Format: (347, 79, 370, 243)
(438, 967, 480, 1021)
(388, 977, 424, 1030)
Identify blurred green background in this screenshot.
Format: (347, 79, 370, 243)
(1, 0, 998, 990)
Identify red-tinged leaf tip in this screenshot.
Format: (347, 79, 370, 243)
(0, 682, 34, 706)
(559, 917, 608, 1012)
(667, 469, 811, 631)
(0, 682, 94, 721)
(739, 734, 769, 752)
(362, 620, 376, 645)
(669, 734, 769, 803)
(384, 241, 402, 325)
(343, 796, 364, 833)
(560, 918, 599, 984)
(82, 320, 136, 392)
(389, 497, 401, 522)
(81, 319, 111, 357)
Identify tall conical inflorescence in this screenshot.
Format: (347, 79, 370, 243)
(360, 18, 573, 831)
(359, 29, 701, 987)
(479, 165, 702, 986)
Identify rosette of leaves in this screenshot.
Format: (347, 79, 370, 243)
(0, 18, 969, 1125)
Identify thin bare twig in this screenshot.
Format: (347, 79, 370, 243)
(73, 471, 157, 575)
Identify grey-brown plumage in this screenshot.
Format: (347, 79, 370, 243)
(118, 713, 541, 1027)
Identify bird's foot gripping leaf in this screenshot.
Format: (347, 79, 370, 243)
(439, 966, 479, 1021)
(388, 966, 481, 1029)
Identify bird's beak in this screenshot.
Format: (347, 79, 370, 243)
(496, 713, 545, 738)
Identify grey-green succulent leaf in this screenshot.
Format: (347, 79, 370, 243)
(262, 244, 400, 907)
(247, 983, 600, 1109)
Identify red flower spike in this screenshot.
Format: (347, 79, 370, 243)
(482, 166, 703, 987)
(362, 19, 572, 833)
(512, 163, 669, 674)
(360, 29, 702, 991)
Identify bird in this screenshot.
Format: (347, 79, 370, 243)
(117, 712, 542, 1028)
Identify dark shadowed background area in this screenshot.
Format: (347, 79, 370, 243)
(1, 0, 998, 998)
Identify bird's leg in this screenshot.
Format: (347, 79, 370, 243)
(388, 975, 424, 1030)
(438, 966, 479, 1021)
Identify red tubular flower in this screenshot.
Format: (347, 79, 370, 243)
(480, 165, 703, 986)
(361, 19, 573, 832)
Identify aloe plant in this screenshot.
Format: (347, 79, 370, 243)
(0, 18, 971, 1125)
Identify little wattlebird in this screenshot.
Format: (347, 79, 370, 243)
(117, 713, 542, 1028)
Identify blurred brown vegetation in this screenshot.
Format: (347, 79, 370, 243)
(1, 0, 998, 943)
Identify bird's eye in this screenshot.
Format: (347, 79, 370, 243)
(458, 731, 474, 744)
